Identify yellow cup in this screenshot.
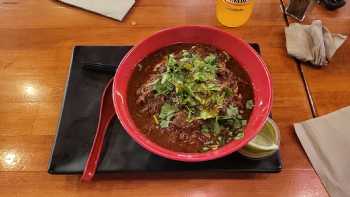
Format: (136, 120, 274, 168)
(216, 0, 256, 27)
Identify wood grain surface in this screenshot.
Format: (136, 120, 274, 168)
(0, 0, 332, 196)
(302, 3, 350, 116)
(284, 0, 350, 116)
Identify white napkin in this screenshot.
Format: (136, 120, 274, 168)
(58, 0, 135, 21)
(285, 20, 347, 66)
(294, 106, 350, 197)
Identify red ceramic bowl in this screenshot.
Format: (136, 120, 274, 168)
(113, 26, 272, 162)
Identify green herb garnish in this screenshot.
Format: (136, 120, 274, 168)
(152, 50, 253, 145)
(158, 103, 178, 128)
(153, 52, 222, 123)
(234, 131, 244, 140)
(246, 99, 254, 110)
(226, 105, 239, 117)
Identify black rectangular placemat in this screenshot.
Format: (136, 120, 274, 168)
(48, 44, 282, 174)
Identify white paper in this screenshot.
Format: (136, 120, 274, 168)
(59, 0, 135, 21)
(294, 106, 350, 197)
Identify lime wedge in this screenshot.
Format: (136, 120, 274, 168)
(239, 118, 280, 159)
(247, 141, 279, 151)
(247, 127, 279, 151)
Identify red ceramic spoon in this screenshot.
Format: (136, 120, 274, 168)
(81, 79, 115, 181)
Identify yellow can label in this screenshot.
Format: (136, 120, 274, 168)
(223, 0, 250, 6)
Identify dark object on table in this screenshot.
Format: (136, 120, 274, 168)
(48, 45, 282, 175)
(320, 0, 346, 10)
(285, 0, 314, 21)
(82, 63, 116, 74)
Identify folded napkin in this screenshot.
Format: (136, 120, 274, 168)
(58, 0, 135, 21)
(294, 106, 350, 197)
(285, 20, 347, 66)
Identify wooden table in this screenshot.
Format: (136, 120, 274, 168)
(282, 0, 350, 117)
(298, 2, 350, 116)
(2, 0, 348, 196)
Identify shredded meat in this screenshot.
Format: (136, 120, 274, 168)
(128, 43, 254, 153)
(172, 111, 202, 130)
(136, 72, 163, 104)
(140, 95, 165, 114)
(153, 61, 166, 73)
(171, 111, 188, 128)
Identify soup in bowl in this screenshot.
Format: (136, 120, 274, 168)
(113, 26, 272, 162)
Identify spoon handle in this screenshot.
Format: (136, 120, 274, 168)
(81, 79, 115, 182)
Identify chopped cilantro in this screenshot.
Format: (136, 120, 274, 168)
(213, 118, 221, 135)
(167, 54, 177, 66)
(160, 120, 171, 128)
(201, 125, 210, 133)
(199, 109, 217, 120)
(154, 79, 173, 95)
(226, 105, 239, 117)
(204, 54, 216, 64)
(182, 50, 191, 58)
(158, 103, 178, 128)
(200, 118, 221, 135)
(151, 50, 251, 141)
(233, 119, 243, 129)
(246, 99, 254, 109)
(234, 131, 244, 140)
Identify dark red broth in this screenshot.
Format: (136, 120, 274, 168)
(128, 43, 254, 153)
